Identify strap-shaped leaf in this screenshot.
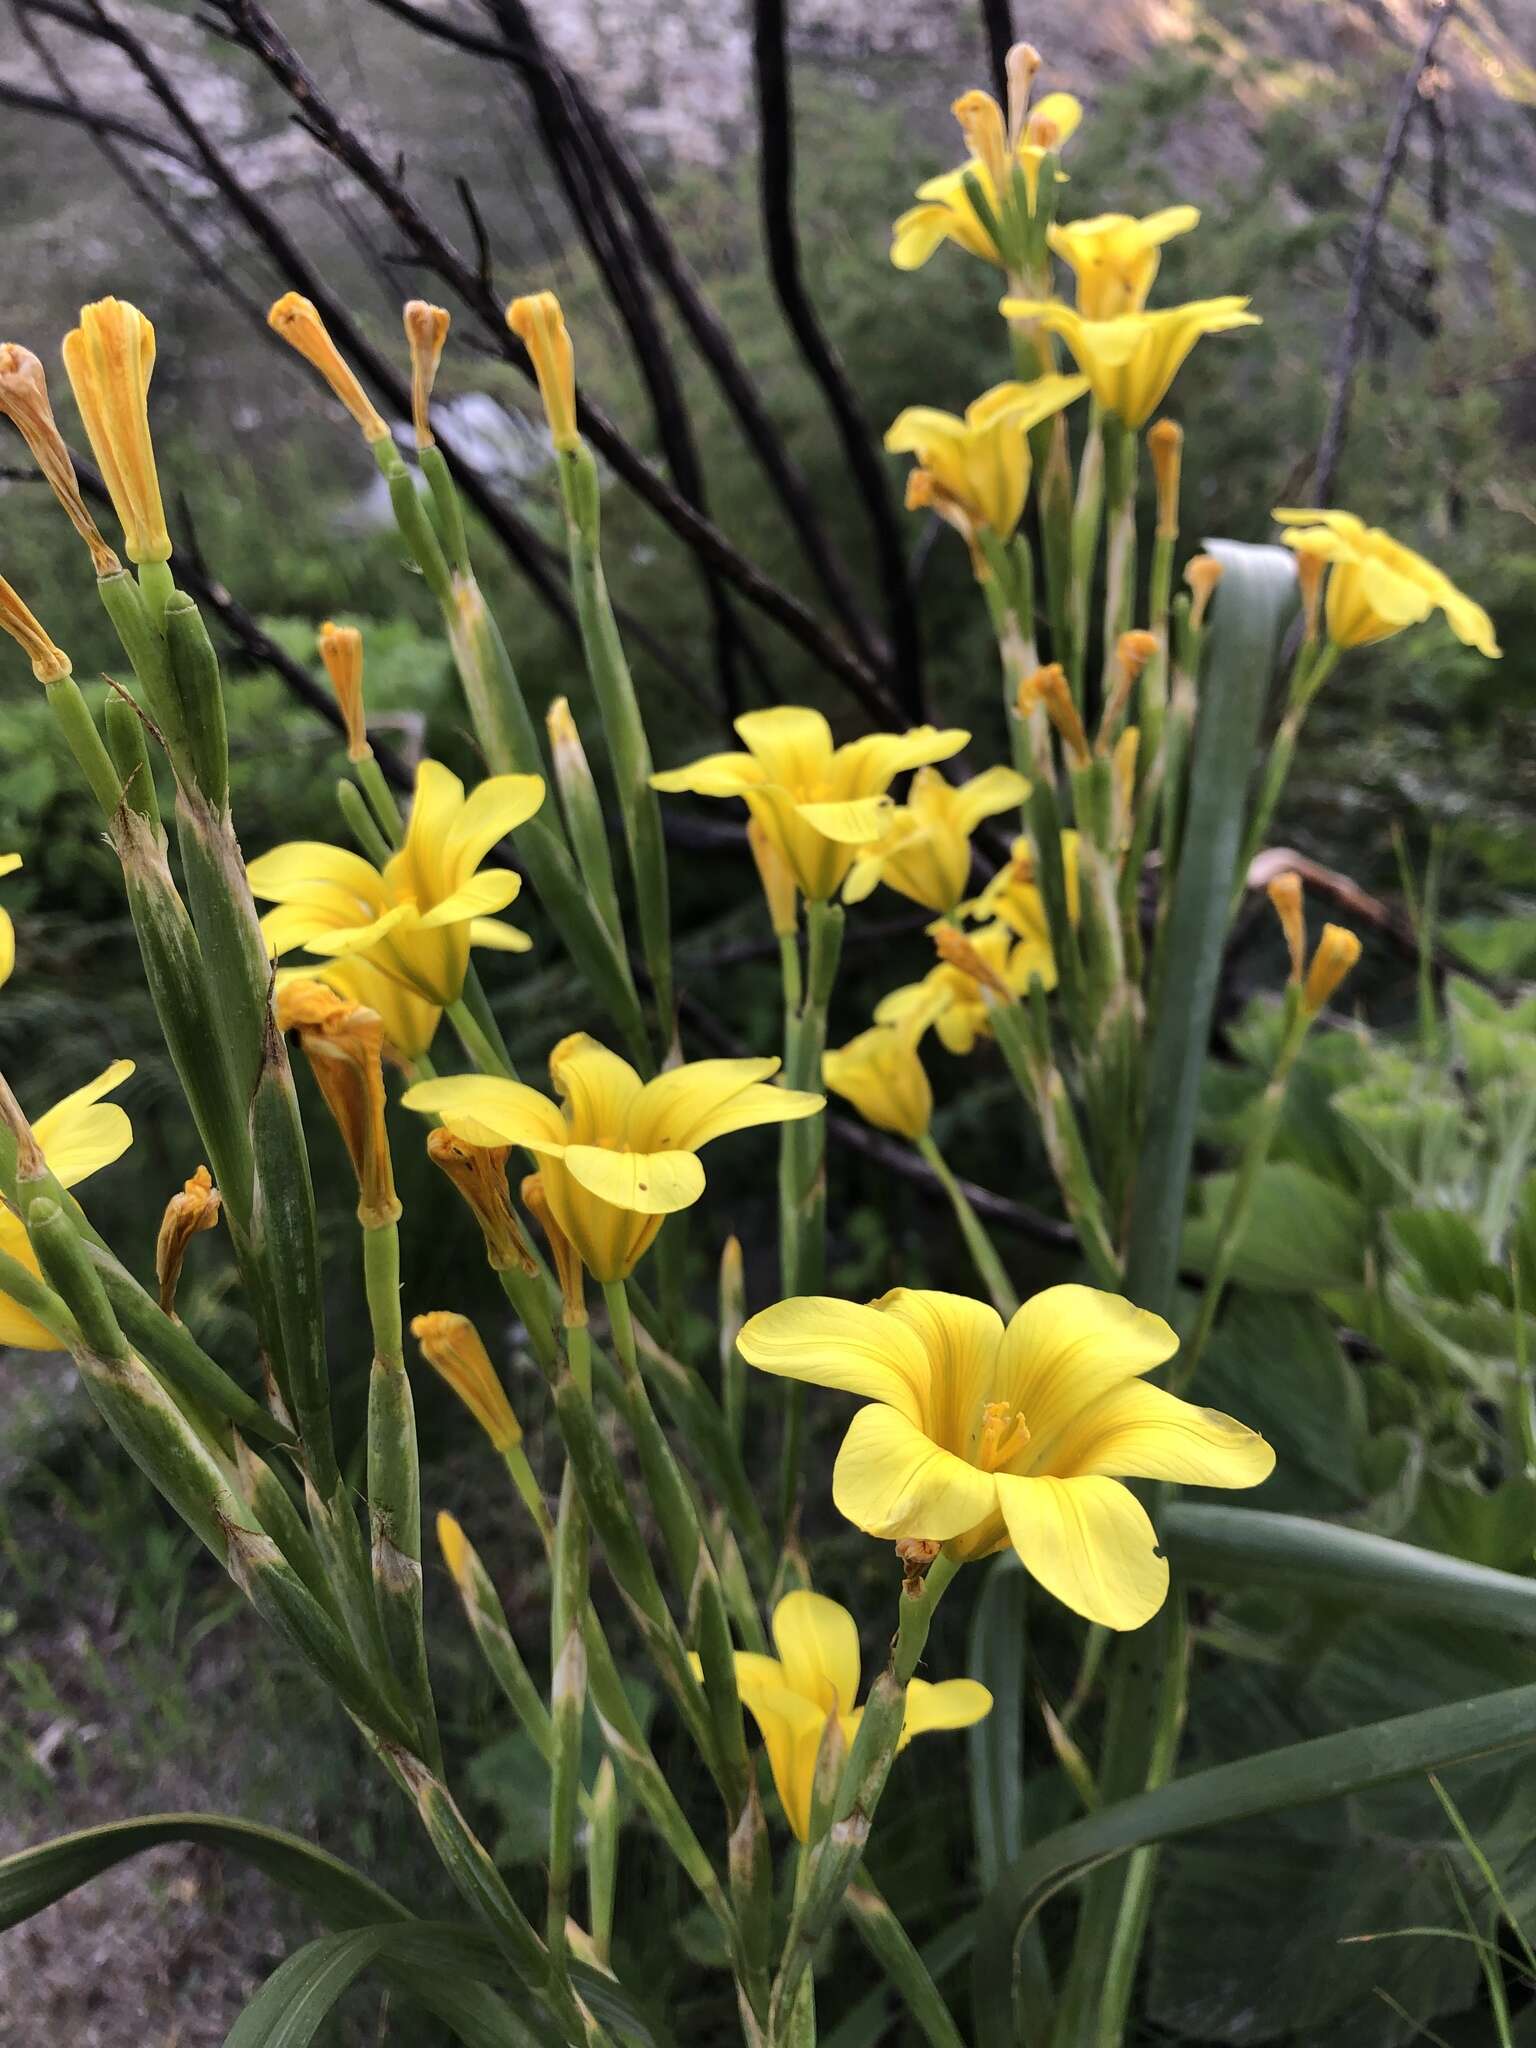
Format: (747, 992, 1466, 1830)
(972, 1678, 1536, 2047)
(224, 1927, 397, 2048)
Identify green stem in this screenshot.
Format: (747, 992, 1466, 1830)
(916, 1131, 1019, 1317)
(447, 996, 514, 1080)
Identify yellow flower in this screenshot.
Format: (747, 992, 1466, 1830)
(1045, 206, 1201, 320)
(402, 1035, 823, 1283)
(725, 1589, 991, 1841)
(275, 980, 400, 1228)
(966, 832, 1081, 949)
(843, 764, 1029, 914)
(876, 919, 1046, 1055)
(268, 294, 389, 445)
(249, 758, 544, 1009)
(884, 378, 1087, 547)
(998, 297, 1260, 429)
(0, 852, 21, 988)
(61, 297, 171, 564)
(822, 1024, 932, 1141)
(506, 292, 579, 453)
(738, 1285, 1274, 1630)
(411, 1309, 522, 1452)
(891, 91, 1083, 269)
(1271, 509, 1500, 657)
(0, 1061, 134, 1350)
(651, 708, 967, 903)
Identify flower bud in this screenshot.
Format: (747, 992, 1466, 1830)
(1302, 923, 1362, 1015)
(1017, 663, 1090, 767)
(403, 300, 450, 450)
(154, 1164, 221, 1316)
(1184, 552, 1223, 631)
(1296, 547, 1325, 645)
(506, 292, 578, 453)
(61, 298, 171, 564)
(411, 1310, 522, 1451)
(0, 576, 70, 683)
(951, 89, 1009, 194)
(932, 922, 1012, 999)
(425, 1126, 536, 1274)
(748, 817, 799, 936)
(521, 1171, 587, 1326)
(0, 343, 120, 575)
(1146, 418, 1183, 539)
(1266, 870, 1305, 985)
(1112, 725, 1139, 827)
(276, 978, 400, 1226)
(268, 294, 389, 444)
(317, 620, 369, 762)
(1005, 43, 1042, 148)
(436, 1507, 472, 1589)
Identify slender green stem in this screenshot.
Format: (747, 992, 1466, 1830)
(447, 996, 514, 1080)
(916, 1131, 1019, 1317)
(356, 753, 404, 840)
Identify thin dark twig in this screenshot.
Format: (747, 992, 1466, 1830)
(454, 173, 495, 298)
(978, 0, 1014, 103)
(207, 0, 900, 723)
(751, 0, 926, 719)
(0, 79, 201, 169)
(1311, 0, 1458, 503)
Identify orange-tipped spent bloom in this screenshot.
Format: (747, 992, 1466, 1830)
(154, 1164, 221, 1316)
(403, 300, 450, 449)
(268, 293, 389, 444)
(426, 1128, 536, 1275)
(0, 576, 70, 683)
(61, 297, 171, 564)
(317, 621, 369, 762)
(276, 978, 400, 1227)
(1266, 871, 1306, 985)
(506, 292, 578, 453)
(411, 1310, 522, 1451)
(0, 343, 119, 574)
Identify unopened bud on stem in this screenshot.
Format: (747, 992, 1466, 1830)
(268, 294, 390, 445)
(276, 979, 400, 1226)
(1146, 418, 1183, 540)
(1184, 553, 1223, 631)
(1018, 663, 1090, 768)
(0, 576, 70, 683)
(411, 1310, 522, 1451)
(61, 297, 171, 564)
(1302, 923, 1362, 1015)
(1266, 870, 1306, 985)
(506, 292, 579, 453)
(403, 300, 450, 451)
(521, 1171, 586, 1328)
(317, 620, 369, 762)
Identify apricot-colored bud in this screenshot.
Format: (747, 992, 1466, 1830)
(425, 1126, 536, 1274)
(1112, 725, 1139, 822)
(1184, 553, 1224, 630)
(1146, 418, 1183, 539)
(411, 1310, 522, 1451)
(276, 978, 400, 1226)
(403, 300, 450, 450)
(1266, 871, 1306, 984)
(0, 343, 120, 575)
(0, 576, 70, 683)
(317, 620, 369, 762)
(154, 1164, 221, 1317)
(1296, 547, 1325, 644)
(61, 298, 170, 564)
(951, 89, 1010, 194)
(506, 291, 578, 453)
(1005, 43, 1042, 147)
(748, 817, 799, 937)
(521, 1172, 586, 1326)
(436, 1508, 472, 1589)
(932, 922, 1011, 998)
(268, 293, 389, 444)
(1018, 663, 1090, 766)
(1303, 923, 1362, 1014)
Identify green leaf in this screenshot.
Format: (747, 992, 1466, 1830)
(1182, 1162, 1367, 1292)
(966, 1554, 1028, 1890)
(225, 1927, 396, 2048)
(1387, 1209, 1500, 1306)
(972, 1678, 1536, 2048)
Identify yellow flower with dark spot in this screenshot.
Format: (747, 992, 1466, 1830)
(999, 296, 1260, 429)
(844, 765, 1029, 915)
(0, 1061, 134, 1350)
(651, 708, 968, 903)
(61, 297, 171, 564)
(404, 1036, 823, 1284)
(885, 378, 1087, 547)
(739, 1285, 1274, 1630)
(1046, 207, 1200, 319)
(250, 758, 544, 1009)
(1272, 509, 1499, 657)
(822, 1023, 932, 1141)
(721, 1589, 991, 1841)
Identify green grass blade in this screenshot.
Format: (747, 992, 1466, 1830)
(224, 1927, 395, 2048)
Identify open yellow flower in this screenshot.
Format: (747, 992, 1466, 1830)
(876, 919, 1047, 1054)
(0, 1061, 134, 1350)
(738, 1286, 1274, 1629)
(402, 1035, 823, 1283)
(0, 853, 21, 988)
(650, 708, 967, 903)
(885, 378, 1087, 548)
(1272, 509, 1500, 657)
(61, 297, 171, 564)
(248, 759, 544, 1008)
(1046, 207, 1201, 320)
(891, 91, 1083, 269)
(724, 1589, 991, 1841)
(843, 764, 1029, 914)
(822, 1024, 932, 1141)
(966, 831, 1081, 949)
(999, 297, 1260, 429)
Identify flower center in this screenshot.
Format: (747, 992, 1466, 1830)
(976, 1399, 1030, 1472)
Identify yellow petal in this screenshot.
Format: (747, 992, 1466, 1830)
(468, 917, 534, 954)
(0, 906, 14, 989)
(737, 1680, 828, 1843)
(873, 1288, 1003, 1450)
(246, 840, 389, 910)
(413, 869, 523, 929)
(33, 1058, 136, 1188)
(649, 750, 765, 798)
(890, 203, 953, 270)
(0, 1210, 59, 1350)
(832, 1401, 998, 1541)
(0, 853, 22, 879)
(795, 796, 897, 845)
(734, 706, 835, 788)
(631, 1059, 821, 1151)
(401, 1074, 568, 1150)
(443, 773, 545, 879)
(995, 1285, 1178, 1460)
(737, 1296, 932, 1426)
(300, 901, 418, 960)
(1042, 1377, 1275, 1489)
(771, 1590, 861, 1717)
(559, 1144, 706, 1217)
(899, 1676, 993, 1747)
(995, 1472, 1167, 1629)
(548, 1033, 644, 1145)
(952, 764, 1031, 836)
(837, 727, 969, 796)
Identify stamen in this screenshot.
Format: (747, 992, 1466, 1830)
(977, 1399, 1031, 1471)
